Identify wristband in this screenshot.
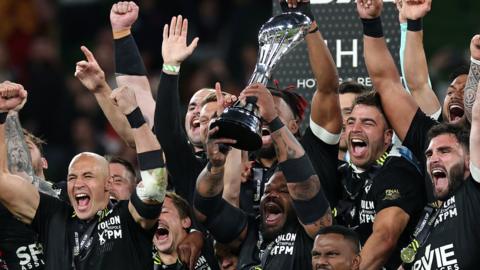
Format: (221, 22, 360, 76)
(278, 154, 316, 183)
(308, 26, 319, 34)
(130, 190, 162, 219)
(138, 150, 164, 171)
(268, 116, 284, 133)
(0, 112, 7, 124)
(114, 35, 147, 76)
(361, 17, 384, 38)
(126, 107, 146, 128)
(293, 191, 329, 224)
(162, 64, 180, 74)
(471, 57, 480, 66)
(113, 28, 131, 39)
(407, 18, 422, 32)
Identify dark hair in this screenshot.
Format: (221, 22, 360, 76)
(339, 80, 370, 95)
(427, 123, 470, 153)
(316, 225, 361, 254)
(106, 156, 137, 182)
(23, 129, 47, 156)
(268, 80, 308, 122)
(448, 65, 469, 82)
(352, 90, 391, 128)
(165, 192, 193, 221)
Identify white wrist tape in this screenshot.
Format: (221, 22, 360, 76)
(137, 167, 168, 202)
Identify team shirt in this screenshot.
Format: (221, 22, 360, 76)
(0, 204, 45, 270)
(407, 176, 480, 270)
(336, 146, 426, 269)
(31, 194, 156, 270)
(237, 216, 313, 270)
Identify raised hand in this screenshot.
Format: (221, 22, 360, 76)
(214, 82, 237, 116)
(239, 83, 278, 123)
(357, 0, 383, 19)
(470, 34, 480, 61)
(110, 1, 139, 32)
(401, 0, 431, 20)
(110, 86, 138, 115)
(162, 15, 199, 66)
(285, 0, 310, 9)
(75, 46, 106, 92)
(0, 81, 27, 112)
(395, 0, 407, 23)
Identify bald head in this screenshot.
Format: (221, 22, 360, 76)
(69, 152, 109, 177)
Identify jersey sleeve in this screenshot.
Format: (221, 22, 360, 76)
(403, 108, 438, 169)
(301, 127, 341, 207)
(373, 157, 426, 215)
(31, 193, 69, 239)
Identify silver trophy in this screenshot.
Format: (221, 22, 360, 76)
(210, 12, 312, 151)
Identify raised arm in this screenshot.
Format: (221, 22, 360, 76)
(75, 45, 135, 148)
(110, 1, 155, 127)
(110, 86, 167, 230)
(464, 35, 480, 123)
(469, 35, 480, 180)
(0, 85, 39, 224)
(193, 128, 249, 247)
(359, 0, 419, 141)
(402, 0, 440, 116)
(241, 84, 332, 238)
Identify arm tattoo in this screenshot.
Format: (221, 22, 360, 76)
(5, 112, 37, 187)
(464, 62, 480, 122)
(271, 128, 304, 162)
(288, 176, 321, 201)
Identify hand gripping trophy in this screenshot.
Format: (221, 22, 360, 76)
(210, 11, 312, 151)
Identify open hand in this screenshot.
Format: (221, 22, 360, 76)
(162, 15, 199, 67)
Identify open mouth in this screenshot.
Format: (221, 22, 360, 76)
(350, 138, 368, 157)
(264, 202, 283, 226)
(75, 193, 90, 210)
(448, 103, 464, 122)
(431, 167, 448, 190)
(191, 118, 200, 131)
(261, 128, 272, 145)
(155, 224, 170, 241)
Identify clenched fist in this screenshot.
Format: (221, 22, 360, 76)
(0, 81, 27, 112)
(110, 1, 139, 32)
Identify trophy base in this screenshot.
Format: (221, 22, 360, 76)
(209, 118, 262, 151)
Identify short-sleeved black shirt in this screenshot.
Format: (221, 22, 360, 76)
(0, 205, 45, 270)
(337, 147, 426, 269)
(407, 176, 480, 270)
(31, 194, 156, 270)
(238, 217, 313, 270)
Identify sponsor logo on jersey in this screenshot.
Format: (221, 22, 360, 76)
(434, 197, 458, 227)
(269, 233, 297, 256)
(16, 243, 45, 270)
(359, 200, 376, 224)
(194, 255, 212, 270)
(383, 189, 401, 201)
(412, 243, 459, 270)
(97, 215, 123, 245)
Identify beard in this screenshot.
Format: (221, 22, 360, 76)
(256, 144, 276, 160)
(435, 162, 466, 201)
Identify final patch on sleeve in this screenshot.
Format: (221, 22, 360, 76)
(383, 189, 401, 201)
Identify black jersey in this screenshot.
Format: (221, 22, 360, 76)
(0, 205, 45, 270)
(238, 216, 313, 270)
(337, 146, 426, 269)
(31, 194, 156, 270)
(407, 176, 480, 270)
